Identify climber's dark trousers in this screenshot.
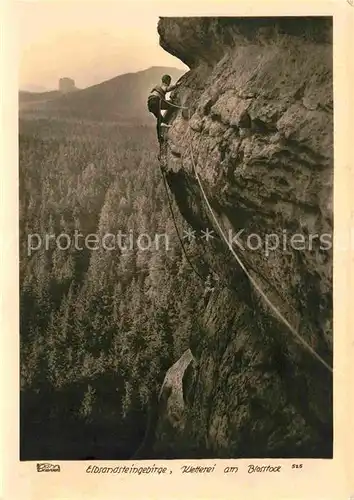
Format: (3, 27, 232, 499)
(147, 96, 173, 141)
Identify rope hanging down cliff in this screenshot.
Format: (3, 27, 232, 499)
(157, 97, 205, 283)
(157, 94, 332, 374)
(159, 161, 205, 283)
(158, 100, 229, 288)
(187, 138, 333, 375)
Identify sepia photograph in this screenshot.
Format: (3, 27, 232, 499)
(18, 6, 334, 462)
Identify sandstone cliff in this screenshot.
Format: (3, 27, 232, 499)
(154, 17, 333, 458)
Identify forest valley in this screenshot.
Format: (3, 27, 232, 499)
(19, 115, 205, 459)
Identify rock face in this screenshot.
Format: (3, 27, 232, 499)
(155, 17, 333, 458)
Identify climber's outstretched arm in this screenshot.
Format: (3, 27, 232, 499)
(166, 80, 182, 93)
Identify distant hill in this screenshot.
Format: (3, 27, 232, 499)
(19, 66, 186, 123)
(19, 90, 61, 103)
(21, 84, 50, 93)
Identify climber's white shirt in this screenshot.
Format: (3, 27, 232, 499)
(149, 84, 175, 100)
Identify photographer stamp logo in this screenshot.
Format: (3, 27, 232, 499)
(36, 463, 61, 472)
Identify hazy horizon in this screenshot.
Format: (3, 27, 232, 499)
(19, 2, 188, 91)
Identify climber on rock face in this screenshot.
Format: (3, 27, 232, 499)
(147, 74, 181, 142)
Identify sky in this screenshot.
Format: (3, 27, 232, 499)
(18, 1, 188, 91)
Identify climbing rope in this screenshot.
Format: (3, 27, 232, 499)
(158, 99, 247, 292)
(159, 161, 205, 283)
(156, 94, 206, 283)
(188, 137, 333, 374)
(159, 104, 236, 289)
(160, 96, 188, 110)
(158, 92, 333, 376)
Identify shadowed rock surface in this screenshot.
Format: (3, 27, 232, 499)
(153, 17, 333, 458)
